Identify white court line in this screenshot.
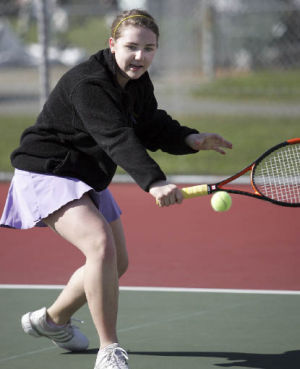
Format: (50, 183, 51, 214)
(0, 172, 250, 185)
(121, 286, 300, 295)
(0, 284, 300, 295)
(114, 174, 250, 185)
(0, 346, 56, 364)
(0, 284, 65, 290)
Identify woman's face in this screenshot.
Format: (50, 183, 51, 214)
(109, 25, 157, 88)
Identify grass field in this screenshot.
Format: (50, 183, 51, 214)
(148, 115, 298, 175)
(0, 114, 297, 175)
(192, 69, 300, 102)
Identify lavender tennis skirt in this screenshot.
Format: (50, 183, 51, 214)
(0, 169, 121, 229)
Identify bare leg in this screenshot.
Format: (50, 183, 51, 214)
(111, 218, 128, 278)
(44, 193, 122, 348)
(47, 266, 86, 324)
(47, 218, 128, 325)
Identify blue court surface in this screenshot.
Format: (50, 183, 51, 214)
(1, 286, 300, 369)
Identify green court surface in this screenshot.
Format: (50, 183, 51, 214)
(1, 288, 300, 369)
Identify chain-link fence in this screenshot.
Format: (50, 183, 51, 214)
(1, 0, 300, 115)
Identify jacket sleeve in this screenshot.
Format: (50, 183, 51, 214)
(134, 79, 199, 154)
(71, 80, 166, 191)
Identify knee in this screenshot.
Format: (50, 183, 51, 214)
(85, 232, 116, 265)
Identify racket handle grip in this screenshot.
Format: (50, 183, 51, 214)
(182, 184, 209, 199)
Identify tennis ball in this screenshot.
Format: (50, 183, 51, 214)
(211, 191, 232, 212)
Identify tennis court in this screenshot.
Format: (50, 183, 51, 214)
(1, 182, 300, 369)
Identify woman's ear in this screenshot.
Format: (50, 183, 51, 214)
(109, 37, 115, 53)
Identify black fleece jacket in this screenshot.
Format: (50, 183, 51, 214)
(11, 48, 198, 191)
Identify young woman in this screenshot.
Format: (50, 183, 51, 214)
(0, 8, 232, 369)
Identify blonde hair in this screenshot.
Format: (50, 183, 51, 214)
(111, 9, 159, 42)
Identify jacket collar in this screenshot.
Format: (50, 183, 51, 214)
(91, 48, 119, 87)
(102, 48, 118, 77)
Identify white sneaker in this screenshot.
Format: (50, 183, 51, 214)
(21, 307, 89, 351)
(95, 343, 129, 369)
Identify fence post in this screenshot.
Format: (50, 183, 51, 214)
(201, 0, 215, 80)
(37, 0, 50, 109)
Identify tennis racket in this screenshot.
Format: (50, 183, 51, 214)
(181, 138, 300, 207)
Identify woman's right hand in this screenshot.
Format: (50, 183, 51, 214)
(149, 180, 183, 207)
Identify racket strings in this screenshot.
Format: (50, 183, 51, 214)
(253, 144, 300, 204)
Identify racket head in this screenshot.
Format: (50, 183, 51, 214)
(251, 138, 300, 206)
(179, 138, 300, 207)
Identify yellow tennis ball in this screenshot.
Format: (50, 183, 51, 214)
(211, 191, 232, 212)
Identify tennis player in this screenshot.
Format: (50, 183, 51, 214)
(0, 8, 232, 369)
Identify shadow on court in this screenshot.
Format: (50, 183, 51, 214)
(62, 349, 300, 368)
(126, 350, 300, 369)
(63, 349, 99, 355)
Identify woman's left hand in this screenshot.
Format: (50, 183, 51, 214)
(185, 133, 232, 155)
